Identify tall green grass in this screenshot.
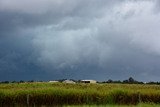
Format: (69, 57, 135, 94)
(0, 83, 160, 106)
(64, 103, 160, 107)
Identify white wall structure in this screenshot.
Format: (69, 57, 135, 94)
(63, 80, 76, 84)
(49, 81, 59, 83)
(81, 80, 97, 83)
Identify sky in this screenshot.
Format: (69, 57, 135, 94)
(0, 0, 160, 82)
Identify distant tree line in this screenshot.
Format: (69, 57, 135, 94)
(103, 77, 160, 85)
(102, 77, 144, 84)
(1, 77, 160, 85)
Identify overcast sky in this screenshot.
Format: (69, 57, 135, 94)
(0, 0, 160, 81)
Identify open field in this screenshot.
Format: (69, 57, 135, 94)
(65, 103, 160, 107)
(0, 82, 160, 106)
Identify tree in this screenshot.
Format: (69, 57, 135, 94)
(19, 80, 24, 83)
(107, 79, 113, 83)
(128, 77, 135, 83)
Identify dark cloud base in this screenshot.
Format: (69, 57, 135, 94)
(0, 0, 160, 82)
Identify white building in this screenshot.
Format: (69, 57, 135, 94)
(81, 80, 97, 83)
(63, 80, 76, 84)
(49, 81, 59, 83)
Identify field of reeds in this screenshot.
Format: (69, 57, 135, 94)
(65, 104, 160, 107)
(0, 82, 160, 106)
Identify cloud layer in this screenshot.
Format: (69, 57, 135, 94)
(0, 0, 160, 81)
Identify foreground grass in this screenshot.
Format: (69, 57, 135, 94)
(0, 82, 160, 106)
(65, 103, 160, 107)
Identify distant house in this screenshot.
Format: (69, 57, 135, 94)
(63, 80, 76, 84)
(49, 81, 59, 83)
(81, 80, 97, 83)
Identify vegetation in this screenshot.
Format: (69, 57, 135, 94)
(0, 82, 160, 106)
(65, 103, 160, 107)
(1, 77, 160, 85)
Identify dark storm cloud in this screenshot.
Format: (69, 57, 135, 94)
(154, 0, 160, 12)
(0, 0, 160, 81)
(0, 0, 121, 29)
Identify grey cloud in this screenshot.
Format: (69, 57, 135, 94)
(154, 0, 160, 12)
(0, 0, 122, 31)
(0, 0, 160, 81)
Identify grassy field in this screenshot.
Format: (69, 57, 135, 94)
(0, 82, 160, 106)
(65, 103, 160, 107)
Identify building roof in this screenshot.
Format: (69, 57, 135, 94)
(63, 80, 76, 83)
(81, 80, 96, 81)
